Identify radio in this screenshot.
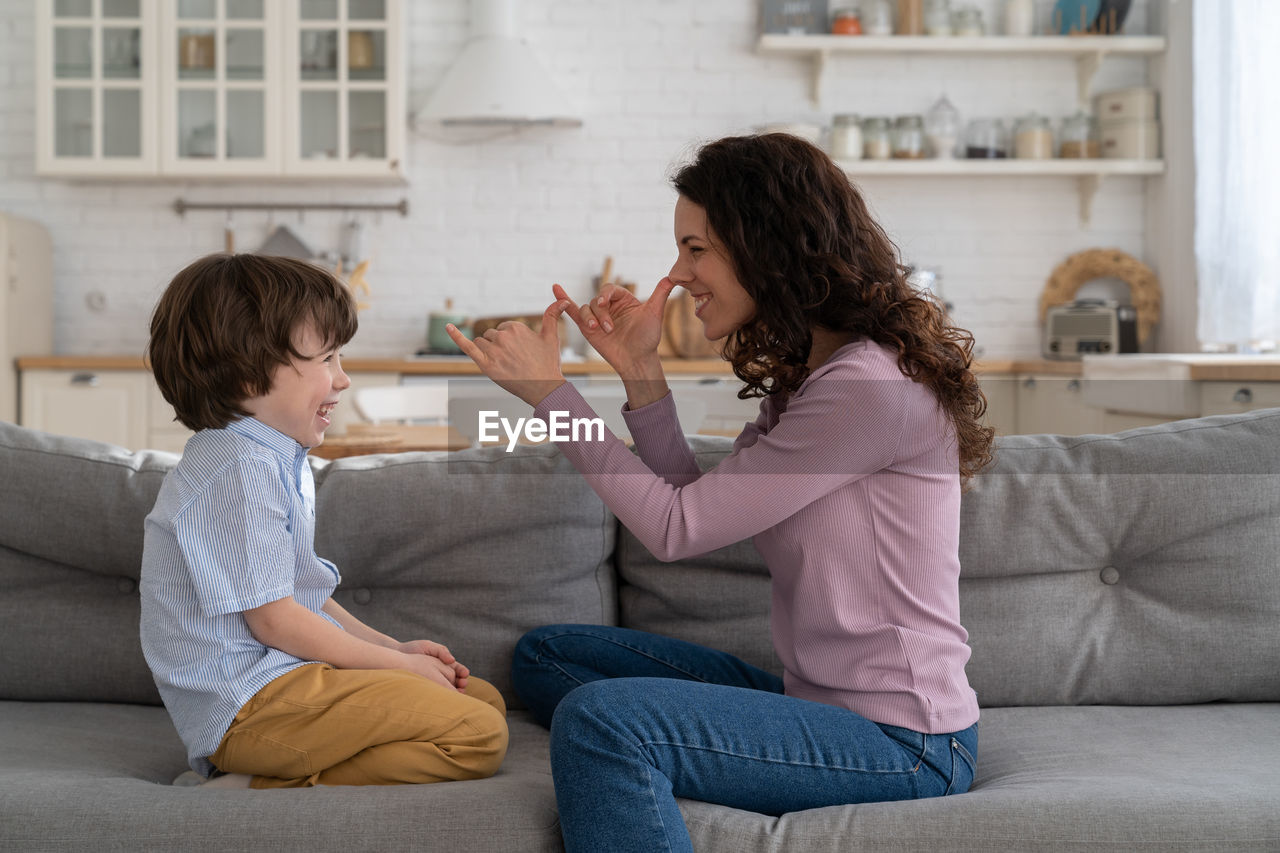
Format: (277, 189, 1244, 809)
(1042, 299, 1138, 360)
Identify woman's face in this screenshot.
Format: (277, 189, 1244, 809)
(669, 196, 756, 341)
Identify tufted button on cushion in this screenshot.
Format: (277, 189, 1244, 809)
(116, 577, 137, 595)
(352, 588, 373, 606)
(1100, 566, 1121, 585)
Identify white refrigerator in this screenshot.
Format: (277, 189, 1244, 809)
(0, 213, 54, 424)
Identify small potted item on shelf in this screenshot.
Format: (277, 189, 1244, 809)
(864, 0, 895, 35)
(1013, 112, 1055, 158)
(1004, 0, 1036, 35)
(964, 118, 1009, 158)
(925, 95, 962, 159)
(862, 117, 893, 159)
(952, 6, 986, 36)
(831, 7, 863, 34)
(829, 114, 863, 160)
(892, 115, 927, 159)
(924, 0, 953, 35)
(1059, 111, 1100, 158)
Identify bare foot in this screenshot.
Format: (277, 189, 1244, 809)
(200, 773, 253, 789)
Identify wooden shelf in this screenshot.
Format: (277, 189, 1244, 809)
(757, 34, 1167, 106)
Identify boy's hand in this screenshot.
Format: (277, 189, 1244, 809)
(397, 640, 471, 692)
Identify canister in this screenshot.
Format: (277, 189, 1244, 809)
(1099, 119, 1159, 159)
(1094, 87, 1159, 122)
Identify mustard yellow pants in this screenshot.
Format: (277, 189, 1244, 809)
(209, 663, 508, 789)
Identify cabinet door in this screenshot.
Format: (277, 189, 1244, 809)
(1015, 375, 1107, 436)
(36, 0, 158, 175)
(158, 0, 281, 175)
(1199, 381, 1280, 417)
(978, 376, 1018, 436)
(282, 0, 404, 177)
(20, 369, 148, 449)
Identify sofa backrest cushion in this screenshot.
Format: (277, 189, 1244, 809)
(959, 407, 1280, 706)
(0, 423, 168, 704)
(312, 445, 617, 706)
(615, 411, 1280, 708)
(0, 423, 616, 709)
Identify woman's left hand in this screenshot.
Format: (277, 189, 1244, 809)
(446, 299, 571, 406)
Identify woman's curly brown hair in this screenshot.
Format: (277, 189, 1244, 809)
(671, 133, 994, 482)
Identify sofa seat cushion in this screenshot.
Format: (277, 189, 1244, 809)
(679, 703, 1280, 852)
(0, 703, 560, 853)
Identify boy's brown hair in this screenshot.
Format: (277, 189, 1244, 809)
(148, 253, 358, 431)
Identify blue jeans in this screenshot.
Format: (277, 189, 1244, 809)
(512, 624, 978, 853)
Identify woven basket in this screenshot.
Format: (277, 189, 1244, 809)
(1039, 248, 1161, 344)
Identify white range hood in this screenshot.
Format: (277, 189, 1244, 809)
(417, 0, 582, 128)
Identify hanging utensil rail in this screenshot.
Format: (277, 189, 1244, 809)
(172, 198, 410, 217)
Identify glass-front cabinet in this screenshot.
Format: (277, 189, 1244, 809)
(37, 0, 159, 175)
(36, 0, 403, 179)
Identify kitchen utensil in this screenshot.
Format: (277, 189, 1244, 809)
(1043, 299, 1138, 359)
(428, 299, 470, 353)
(256, 224, 315, 259)
(662, 292, 723, 359)
(1052, 0, 1102, 34)
(1093, 0, 1131, 34)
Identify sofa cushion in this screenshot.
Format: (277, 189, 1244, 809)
(0, 703, 562, 853)
(312, 444, 617, 706)
(0, 423, 169, 704)
(615, 411, 1280, 709)
(680, 703, 1280, 852)
(959, 408, 1280, 707)
(615, 436, 782, 676)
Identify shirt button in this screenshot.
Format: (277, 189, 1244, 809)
(1100, 566, 1120, 585)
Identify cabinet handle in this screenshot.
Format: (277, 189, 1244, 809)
(70, 373, 100, 387)
(1022, 377, 1036, 389)
(1233, 387, 1253, 405)
(1066, 379, 1081, 392)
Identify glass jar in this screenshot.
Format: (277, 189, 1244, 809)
(925, 95, 961, 159)
(1003, 0, 1035, 36)
(862, 117, 892, 160)
(829, 113, 864, 160)
(892, 115, 927, 159)
(924, 0, 952, 35)
(864, 0, 895, 35)
(1059, 111, 1100, 158)
(964, 118, 1008, 158)
(952, 6, 985, 36)
(831, 7, 863, 34)
(1013, 112, 1054, 159)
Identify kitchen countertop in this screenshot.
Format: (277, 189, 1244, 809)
(17, 354, 1280, 381)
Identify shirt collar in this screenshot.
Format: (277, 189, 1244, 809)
(227, 416, 310, 471)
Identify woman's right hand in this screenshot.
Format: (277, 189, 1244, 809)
(555, 278, 677, 377)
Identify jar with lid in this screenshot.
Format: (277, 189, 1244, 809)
(964, 118, 1008, 158)
(1059, 111, 1100, 158)
(862, 117, 892, 160)
(829, 113, 864, 160)
(831, 7, 863, 34)
(924, 0, 952, 35)
(1013, 113, 1054, 159)
(892, 115, 927, 159)
(864, 0, 895, 35)
(1003, 0, 1035, 35)
(952, 6, 985, 36)
(925, 95, 961, 159)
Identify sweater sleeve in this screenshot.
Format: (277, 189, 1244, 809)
(533, 361, 913, 562)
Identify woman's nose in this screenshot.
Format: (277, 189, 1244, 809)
(668, 257, 692, 285)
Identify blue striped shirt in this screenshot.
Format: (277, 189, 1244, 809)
(140, 416, 342, 775)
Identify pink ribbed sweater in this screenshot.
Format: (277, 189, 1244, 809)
(533, 340, 979, 734)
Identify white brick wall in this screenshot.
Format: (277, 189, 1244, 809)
(0, 0, 1170, 360)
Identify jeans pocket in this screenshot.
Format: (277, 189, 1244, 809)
(944, 737, 976, 796)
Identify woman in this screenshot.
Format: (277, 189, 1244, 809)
(446, 133, 993, 853)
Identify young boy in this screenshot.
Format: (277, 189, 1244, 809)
(141, 253, 507, 789)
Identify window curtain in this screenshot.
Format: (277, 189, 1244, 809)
(1193, 0, 1280, 349)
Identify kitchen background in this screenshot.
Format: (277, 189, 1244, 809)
(0, 0, 1194, 361)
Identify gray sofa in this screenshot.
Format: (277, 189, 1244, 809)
(2, 408, 1279, 852)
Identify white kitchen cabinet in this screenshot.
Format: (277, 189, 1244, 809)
(37, 0, 403, 179)
(1199, 381, 1280, 417)
(1014, 375, 1105, 436)
(20, 368, 150, 450)
(1, 215, 55, 425)
(978, 376, 1017, 436)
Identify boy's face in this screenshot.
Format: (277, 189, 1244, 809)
(243, 322, 350, 448)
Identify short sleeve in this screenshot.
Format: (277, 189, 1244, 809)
(173, 458, 297, 617)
